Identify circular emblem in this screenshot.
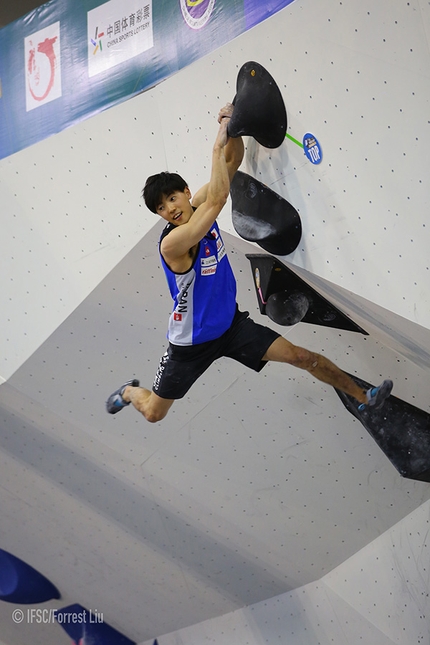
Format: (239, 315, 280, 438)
(302, 132, 323, 165)
(180, 0, 216, 30)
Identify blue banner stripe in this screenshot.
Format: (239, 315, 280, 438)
(0, 0, 295, 160)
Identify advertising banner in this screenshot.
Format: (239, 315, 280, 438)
(24, 21, 62, 111)
(87, 0, 153, 78)
(0, 0, 295, 160)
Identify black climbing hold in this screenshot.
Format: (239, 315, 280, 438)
(228, 61, 287, 148)
(336, 374, 430, 482)
(266, 291, 310, 326)
(231, 171, 302, 256)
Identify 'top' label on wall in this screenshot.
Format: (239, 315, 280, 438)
(303, 132, 323, 165)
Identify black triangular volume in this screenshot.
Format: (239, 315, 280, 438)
(246, 254, 367, 334)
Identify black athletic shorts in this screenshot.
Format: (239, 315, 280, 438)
(152, 308, 280, 400)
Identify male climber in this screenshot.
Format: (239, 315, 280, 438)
(106, 103, 393, 422)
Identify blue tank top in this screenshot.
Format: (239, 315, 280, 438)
(159, 221, 237, 345)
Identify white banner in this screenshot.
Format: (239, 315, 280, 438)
(87, 0, 153, 78)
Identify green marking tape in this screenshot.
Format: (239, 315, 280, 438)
(285, 132, 304, 148)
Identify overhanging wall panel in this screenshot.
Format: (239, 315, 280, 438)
(141, 501, 430, 645)
(140, 582, 397, 645)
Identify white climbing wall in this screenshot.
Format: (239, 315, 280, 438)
(1, 0, 429, 383)
(0, 94, 164, 383)
(0, 0, 429, 644)
(142, 499, 430, 645)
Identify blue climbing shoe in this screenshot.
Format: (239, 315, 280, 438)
(106, 379, 140, 414)
(358, 379, 393, 412)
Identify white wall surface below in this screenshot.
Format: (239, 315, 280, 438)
(145, 500, 430, 645)
(1, 224, 429, 645)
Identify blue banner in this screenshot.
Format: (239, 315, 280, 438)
(0, 0, 295, 160)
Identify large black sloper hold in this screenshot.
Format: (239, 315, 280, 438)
(231, 171, 302, 256)
(336, 374, 430, 482)
(227, 61, 287, 148)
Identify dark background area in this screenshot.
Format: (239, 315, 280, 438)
(0, 1, 45, 28)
